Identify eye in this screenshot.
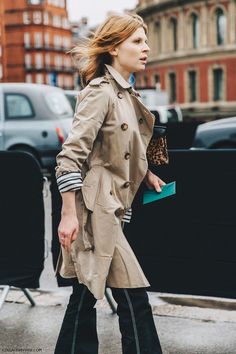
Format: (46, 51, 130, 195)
(134, 39, 142, 44)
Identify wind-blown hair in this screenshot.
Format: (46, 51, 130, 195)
(71, 13, 147, 87)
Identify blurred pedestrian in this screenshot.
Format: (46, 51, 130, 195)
(54, 13, 164, 354)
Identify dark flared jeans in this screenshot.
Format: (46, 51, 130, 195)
(54, 278, 163, 354)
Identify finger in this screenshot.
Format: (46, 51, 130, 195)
(71, 228, 78, 241)
(154, 182, 162, 193)
(64, 236, 71, 252)
(158, 178, 166, 186)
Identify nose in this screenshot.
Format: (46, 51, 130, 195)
(143, 42, 150, 53)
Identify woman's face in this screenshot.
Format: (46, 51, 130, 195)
(111, 27, 150, 75)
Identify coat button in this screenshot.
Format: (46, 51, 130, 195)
(117, 92, 123, 99)
(121, 123, 128, 131)
(139, 118, 144, 124)
(124, 152, 131, 160)
(110, 190, 113, 195)
(123, 181, 130, 188)
(115, 208, 125, 217)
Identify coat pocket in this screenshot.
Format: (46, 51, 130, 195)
(81, 167, 101, 211)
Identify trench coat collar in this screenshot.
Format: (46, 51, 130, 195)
(105, 64, 131, 89)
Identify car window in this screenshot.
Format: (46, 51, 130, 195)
(44, 91, 73, 116)
(5, 93, 34, 119)
(167, 108, 179, 122)
(150, 110, 160, 124)
(65, 94, 77, 112)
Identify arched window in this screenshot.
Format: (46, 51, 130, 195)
(170, 18, 178, 51)
(216, 8, 226, 45)
(191, 13, 199, 49)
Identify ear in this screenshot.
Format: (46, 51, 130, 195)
(109, 47, 118, 57)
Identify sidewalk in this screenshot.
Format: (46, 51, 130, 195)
(1, 287, 236, 354)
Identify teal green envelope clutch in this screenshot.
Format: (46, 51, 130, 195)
(143, 181, 176, 205)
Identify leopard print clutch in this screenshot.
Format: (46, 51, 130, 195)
(146, 125, 169, 166)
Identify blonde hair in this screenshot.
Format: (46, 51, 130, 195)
(72, 13, 147, 87)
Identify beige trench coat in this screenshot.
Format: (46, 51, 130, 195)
(55, 64, 155, 300)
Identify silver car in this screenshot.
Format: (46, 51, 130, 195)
(0, 83, 73, 169)
(192, 117, 236, 149)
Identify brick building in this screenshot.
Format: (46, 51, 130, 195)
(136, 0, 236, 120)
(0, 0, 74, 89)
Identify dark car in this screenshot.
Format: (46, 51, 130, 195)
(192, 117, 236, 149)
(0, 83, 73, 168)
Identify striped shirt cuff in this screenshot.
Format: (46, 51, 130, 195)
(56, 172, 83, 193)
(121, 208, 132, 223)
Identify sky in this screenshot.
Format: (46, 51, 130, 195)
(67, 0, 138, 27)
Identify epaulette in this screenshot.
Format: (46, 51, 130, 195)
(89, 76, 109, 86)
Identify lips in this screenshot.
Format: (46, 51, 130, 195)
(140, 57, 147, 62)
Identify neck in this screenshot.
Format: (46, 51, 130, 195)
(111, 62, 130, 82)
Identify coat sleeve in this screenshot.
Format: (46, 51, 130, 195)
(55, 84, 110, 193)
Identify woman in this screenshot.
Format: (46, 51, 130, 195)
(54, 13, 164, 354)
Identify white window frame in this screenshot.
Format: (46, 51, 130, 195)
(24, 32, 30, 48)
(45, 53, 50, 67)
(44, 33, 50, 47)
(36, 73, 44, 84)
(35, 53, 43, 69)
(44, 11, 49, 25)
(23, 12, 31, 25)
(25, 74, 32, 83)
(34, 32, 42, 48)
(33, 11, 42, 24)
(25, 54, 32, 69)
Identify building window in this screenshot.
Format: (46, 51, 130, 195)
(170, 18, 178, 51)
(0, 64, 3, 80)
(53, 15, 61, 27)
(35, 53, 43, 69)
(23, 12, 31, 24)
(154, 74, 160, 84)
(25, 54, 31, 69)
(25, 74, 32, 83)
(36, 74, 44, 84)
(62, 17, 70, 29)
(28, 0, 44, 4)
(44, 11, 49, 25)
(63, 36, 71, 50)
(45, 53, 50, 67)
(33, 11, 42, 24)
(55, 55, 62, 69)
(58, 75, 63, 87)
(216, 8, 226, 45)
(59, 0, 65, 7)
(46, 74, 51, 85)
(191, 13, 199, 49)
(188, 71, 197, 102)
(169, 72, 176, 102)
(64, 57, 70, 68)
(54, 35, 61, 49)
(213, 68, 223, 101)
(44, 33, 50, 47)
(24, 33, 30, 48)
(34, 32, 42, 48)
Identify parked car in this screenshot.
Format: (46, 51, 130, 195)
(148, 105, 183, 124)
(192, 117, 236, 149)
(65, 89, 78, 112)
(0, 83, 73, 169)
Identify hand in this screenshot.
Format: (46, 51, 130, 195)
(144, 169, 166, 193)
(58, 214, 79, 252)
